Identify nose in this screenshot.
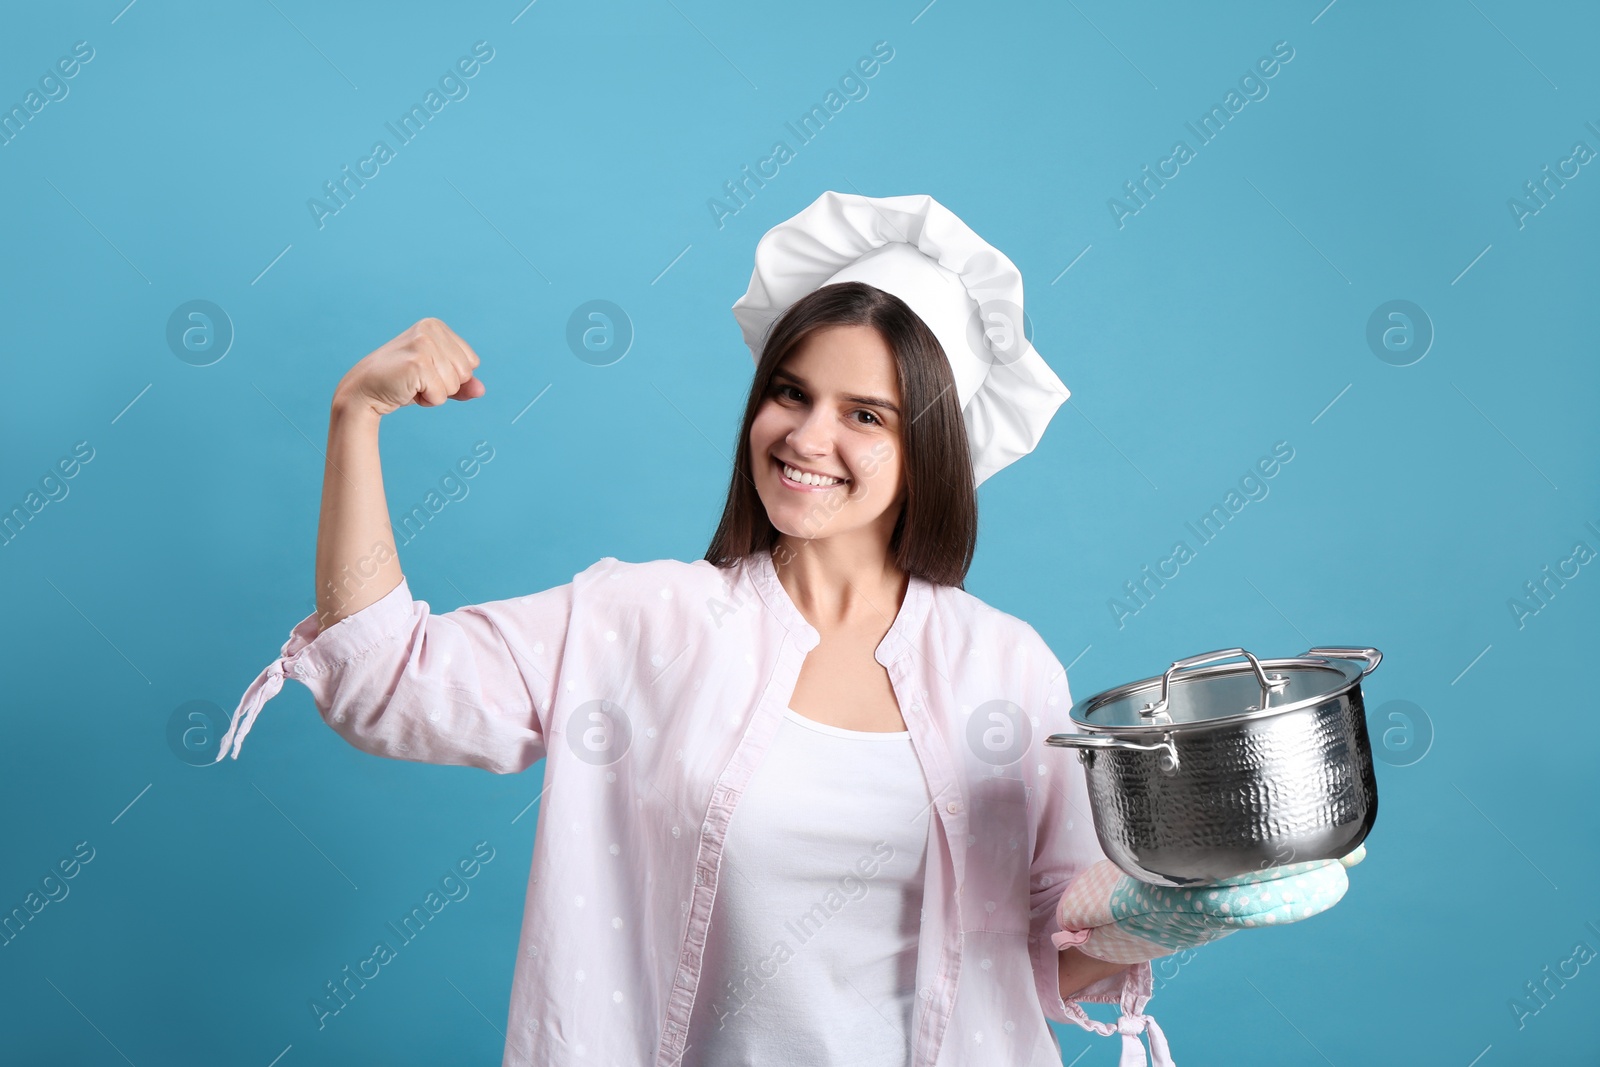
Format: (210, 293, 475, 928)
(786, 404, 834, 457)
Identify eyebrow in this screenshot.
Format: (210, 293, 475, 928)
(772, 368, 901, 416)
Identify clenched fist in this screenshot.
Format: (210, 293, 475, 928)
(334, 317, 486, 418)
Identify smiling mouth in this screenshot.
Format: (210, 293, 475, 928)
(774, 456, 850, 489)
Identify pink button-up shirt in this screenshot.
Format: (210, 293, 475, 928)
(217, 548, 1166, 1066)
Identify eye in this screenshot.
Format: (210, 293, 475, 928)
(774, 383, 803, 402)
(854, 410, 882, 426)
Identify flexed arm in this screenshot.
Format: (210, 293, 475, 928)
(214, 318, 578, 772)
(317, 317, 485, 629)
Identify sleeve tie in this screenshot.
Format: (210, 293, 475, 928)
(1058, 969, 1177, 1067)
(1115, 1011, 1175, 1067)
(212, 658, 288, 763)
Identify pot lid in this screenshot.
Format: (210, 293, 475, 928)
(1069, 647, 1382, 732)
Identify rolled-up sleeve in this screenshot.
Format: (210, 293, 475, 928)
(1022, 630, 1153, 1024)
(214, 573, 575, 774)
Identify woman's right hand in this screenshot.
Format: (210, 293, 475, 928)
(334, 317, 486, 418)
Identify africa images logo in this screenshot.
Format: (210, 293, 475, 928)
(1106, 40, 1296, 229)
(306, 42, 496, 230)
(702, 841, 896, 1029)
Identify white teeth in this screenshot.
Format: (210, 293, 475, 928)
(781, 461, 845, 487)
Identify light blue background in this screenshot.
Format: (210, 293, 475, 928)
(2, 1, 1596, 1064)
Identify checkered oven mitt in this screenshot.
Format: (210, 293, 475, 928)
(1052, 845, 1366, 965)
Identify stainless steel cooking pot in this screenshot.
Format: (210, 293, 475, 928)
(1045, 647, 1381, 887)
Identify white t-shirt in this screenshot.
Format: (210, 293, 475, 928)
(685, 706, 934, 1066)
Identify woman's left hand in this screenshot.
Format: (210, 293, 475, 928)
(1053, 845, 1366, 965)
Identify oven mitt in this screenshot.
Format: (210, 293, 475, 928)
(1052, 845, 1365, 965)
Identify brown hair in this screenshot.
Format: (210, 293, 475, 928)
(702, 281, 978, 588)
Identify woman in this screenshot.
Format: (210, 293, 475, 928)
(217, 193, 1347, 1067)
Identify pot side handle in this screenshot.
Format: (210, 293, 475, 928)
(1045, 732, 1180, 774)
(1303, 646, 1383, 676)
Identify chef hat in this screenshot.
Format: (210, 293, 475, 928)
(731, 190, 1070, 487)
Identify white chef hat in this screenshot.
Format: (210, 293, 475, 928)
(731, 190, 1070, 487)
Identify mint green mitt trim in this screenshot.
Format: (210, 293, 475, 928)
(1110, 855, 1355, 952)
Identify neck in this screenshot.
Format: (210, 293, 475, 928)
(772, 533, 908, 631)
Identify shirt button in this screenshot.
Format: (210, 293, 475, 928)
(919, 986, 933, 1000)
(946, 801, 960, 814)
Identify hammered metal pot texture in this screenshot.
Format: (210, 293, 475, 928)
(1079, 688, 1378, 887)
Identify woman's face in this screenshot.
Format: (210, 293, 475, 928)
(749, 324, 906, 547)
